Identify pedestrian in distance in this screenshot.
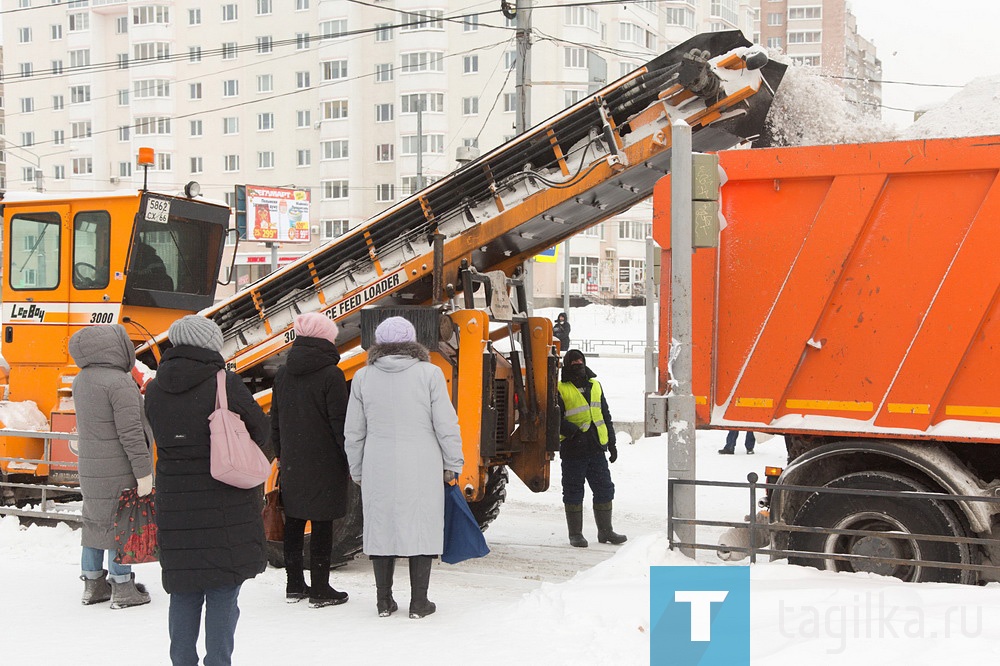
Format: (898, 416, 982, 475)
(553, 312, 571, 354)
(719, 430, 756, 455)
(344, 316, 464, 619)
(557, 349, 627, 548)
(69, 324, 154, 609)
(144, 315, 270, 666)
(271, 313, 351, 608)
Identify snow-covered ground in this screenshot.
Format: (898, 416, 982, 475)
(3, 305, 998, 664)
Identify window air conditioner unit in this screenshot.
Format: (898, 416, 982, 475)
(310, 225, 320, 234)
(109, 176, 120, 184)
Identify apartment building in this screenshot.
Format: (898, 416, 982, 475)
(752, 0, 882, 113)
(0, 1, 764, 304)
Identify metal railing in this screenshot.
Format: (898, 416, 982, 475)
(667, 473, 1000, 579)
(0, 428, 82, 523)
(574, 339, 649, 356)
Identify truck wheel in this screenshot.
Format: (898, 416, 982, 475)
(787, 471, 972, 583)
(266, 482, 364, 569)
(468, 466, 508, 531)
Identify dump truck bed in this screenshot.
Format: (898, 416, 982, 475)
(655, 135, 1000, 443)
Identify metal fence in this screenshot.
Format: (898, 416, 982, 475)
(0, 428, 83, 523)
(574, 339, 649, 356)
(668, 473, 1000, 580)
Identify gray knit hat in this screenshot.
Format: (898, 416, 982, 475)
(169, 315, 224, 353)
(375, 316, 416, 344)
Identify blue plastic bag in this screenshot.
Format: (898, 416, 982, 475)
(442, 483, 490, 564)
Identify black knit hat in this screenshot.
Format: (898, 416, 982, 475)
(563, 349, 586, 366)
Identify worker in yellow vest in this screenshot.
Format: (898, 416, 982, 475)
(557, 349, 626, 548)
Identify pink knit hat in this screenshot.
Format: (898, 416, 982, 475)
(293, 312, 339, 345)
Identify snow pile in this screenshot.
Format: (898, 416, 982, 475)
(0, 400, 49, 431)
(765, 61, 897, 146)
(901, 74, 1000, 139)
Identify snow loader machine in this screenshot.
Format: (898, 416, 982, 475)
(649, 135, 1000, 584)
(1, 31, 785, 562)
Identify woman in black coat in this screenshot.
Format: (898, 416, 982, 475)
(144, 316, 269, 666)
(270, 313, 351, 608)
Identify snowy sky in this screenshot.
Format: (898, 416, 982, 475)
(849, 0, 999, 128)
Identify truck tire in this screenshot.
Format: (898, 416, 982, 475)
(468, 466, 508, 532)
(266, 482, 364, 569)
(787, 471, 972, 583)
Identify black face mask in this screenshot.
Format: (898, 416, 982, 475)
(563, 363, 588, 385)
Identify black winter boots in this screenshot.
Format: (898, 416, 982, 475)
(564, 504, 588, 548)
(284, 549, 310, 603)
(594, 502, 627, 544)
(372, 556, 398, 617)
(407, 556, 436, 619)
(308, 553, 349, 608)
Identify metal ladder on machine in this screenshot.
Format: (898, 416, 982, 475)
(140, 31, 785, 378)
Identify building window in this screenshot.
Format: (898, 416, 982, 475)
(620, 22, 656, 49)
(564, 47, 586, 69)
(134, 79, 170, 98)
(296, 71, 311, 89)
(71, 121, 92, 139)
(257, 36, 273, 54)
(618, 220, 651, 240)
(296, 0, 309, 8)
(323, 100, 349, 119)
(665, 8, 695, 29)
(375, 144, 394, 162)
(68, 12, 90, 31)
(375, 22, 393, 41)
(296, 110, 311, 128)
(54, 165, 66, 180)
(401, 92, 444, 114)
(788, 6, 822, 20)
(767, 37, 783, 49)
(189, 8, 201, 25)
(375, 103, 394, 122)
(767, 12, 783, 26)
(321, 140, 349, 160)
(323, 180, 349, 199)
(257, 75, 273, 93)
(400, 175, 440, 197)
(223, 155, 240, 172)
(156, 153, 172, 171)
(118, 90, 130, 105)
(118, 126, 130, 141)
(401, 52, 444, 74)
(375, 184, 395, 202)
(320, 19, 348, 39)
(53, 130, 65, 145)
(791, 55, 821, 67)
(52, 95, 65, 111)
(565, 6, 598, 30)
(222, 42, 238, 60)
(503, 93, 516, 113)
(134, 117, 172, 136)
(115, 16, 128, 33)
(710, 0, 739, 25)
(190, 120, 203, 136)
(18, 27, 32, 43)
(223, 117, 239, 134)
(463, 138, 479, 148)
(617, 259, 645, 297)
(463, 15, 479, 31)
(117, 54, 130, 69)
(322, 59, 348, 81)
(134, 42, 171, 61)
(189, 46, 202, 62)
(297, 149, 311, 167)
(70, 86, 91, 104)
(222, 4, 238, 21)
(190, 83, 202, 99)
(462, 97, 479, 115)
(464, 55, 479, 74)
(564, 89, 585, 107)
(257, 0, 273, 16)
(72, 157, 93, 175)
(375, 63, 394, 83)
(51, 24, 63, 40)
(21, 132, 35, 147)
(296, 32, 310, 50)
(504, 51, 516, 71)
(19, 64, 33, 78)
(257, 113, 275, 131)
(133, 6, 170, 25)
(191, 157, 203, 174)
(401, 134, 444, 155)
(788, 31, 822, 44)
(223, 80, 239, 97)
(322, 219, 350, 239)
(400, 10, 444, 32)
(52, 59, 64, 74)
(20, 98, 34, 113)
(258, 151, 275, 168)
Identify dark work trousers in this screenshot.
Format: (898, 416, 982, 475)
(561, 451, 615, 505)
(723, 430, 756, 453)
(168, 583, 242, 666)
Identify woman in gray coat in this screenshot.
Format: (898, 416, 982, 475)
(69, 324, 153, 609)
(344, 316, 463, 619)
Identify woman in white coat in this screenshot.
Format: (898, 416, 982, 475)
(344, 316, 463, 619)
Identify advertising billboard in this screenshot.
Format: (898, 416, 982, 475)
(245, 185, 311, 243)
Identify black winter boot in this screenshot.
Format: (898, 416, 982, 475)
(372, 556, 398, 617)
(308, 553, 348, 608)
(284, 549, 310, 603)
(564, 504, 588, 548)
(407, 556, 436, 619)
(594, 502, 627, 544)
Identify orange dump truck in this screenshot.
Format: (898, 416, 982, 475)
(654, 135, 1000, 583)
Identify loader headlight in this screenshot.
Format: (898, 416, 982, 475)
(184, 181, 202, 198)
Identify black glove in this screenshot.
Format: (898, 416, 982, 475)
(607, 443, 618, 464)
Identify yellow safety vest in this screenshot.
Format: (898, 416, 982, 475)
(558, 379, 609, 445)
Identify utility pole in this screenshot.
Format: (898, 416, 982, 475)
(416, 97, 424, 191)
(515, 0, 533, 314)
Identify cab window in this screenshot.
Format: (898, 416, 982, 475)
(73, 211, 111, 290)
(9, 212, 61, 290)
